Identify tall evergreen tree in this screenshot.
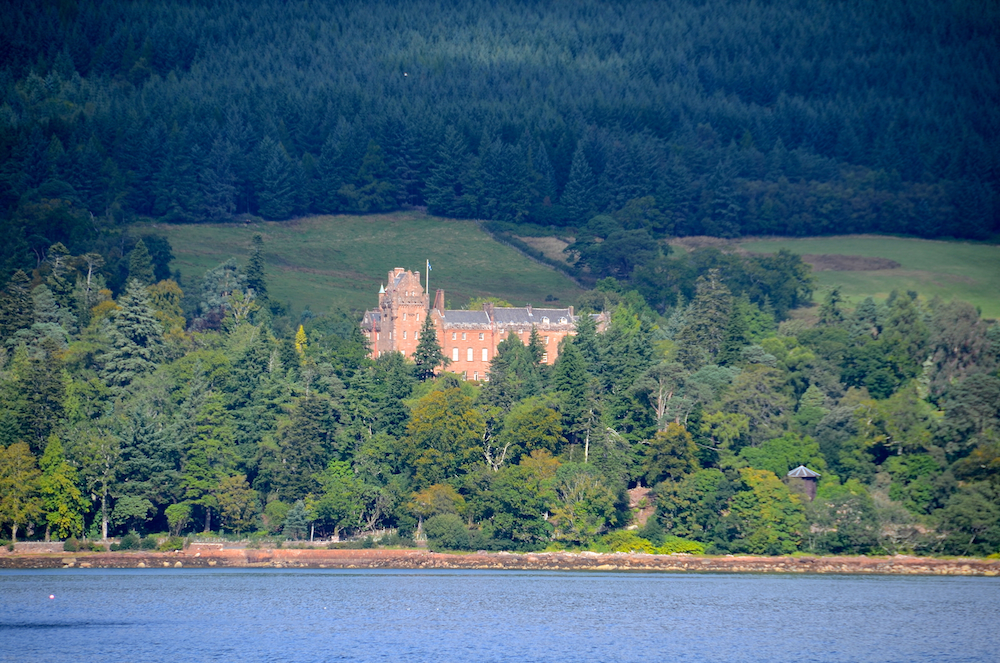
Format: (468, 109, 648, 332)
(245, 234, 268, 305)
(676, 269, 733, 369)
(20, 337, 66, 453)
(425, 127, 478, 218)
(561, 143, 598, 222)
(0, 270, 34, 342)
(199, 137, 237, 221)
(101, 279, 164, 389)
(257, 136, 297, 220)
(127, 238, 155, 286)
(413, 312, 448, 381)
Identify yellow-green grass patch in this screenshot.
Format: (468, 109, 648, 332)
(135, 212, 586, 316)
(737, 236, 1000, 318)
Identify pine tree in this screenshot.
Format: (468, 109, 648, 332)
(199, 137, 237, 221)
(128, 239, 155, 286)
(0, 270, 35, 342)
(101, 279, 164, 389)
(819, 288, 844, 326)
(45, 242, 75, 310)
(245, 234, 268, 305)
(39, 435, 88, 539)
(20, 337, 66, 453)
(180, 390, 235, 532)
(717, 301, 750, 366)
(257, 136, 297, 220)
(425, 126, 477, 217)
(340, 142, 396, 213)
(271, 394, 334, 501)
(527, 325, 545, 364)
(561, 143, 598, 223)
(413, 312, 448, 381)
(676, 269, 733, 369)
(552, 341, 597, 452)
(282, 500, 309, 539)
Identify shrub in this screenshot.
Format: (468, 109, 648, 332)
(139, 536, 158, 550)
(0, 539, 11, 551)
(598, 531, 656, 553)
(382, 532, 416, 548)
(424, 514, 470, 551)
(655, 536, 705, 555)
(112, 533, 140, 551)
(63, 538, 79, 552)
(90, 542, 106, 552)
(156, 536, 184, 552)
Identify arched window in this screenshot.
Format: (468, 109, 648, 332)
(467, 348, 473, 362)
(452, 347, 459, 362)
(482, 348, 488, 362)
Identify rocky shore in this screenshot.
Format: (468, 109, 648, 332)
(2, 545, 998, 576)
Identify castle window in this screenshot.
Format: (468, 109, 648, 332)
(452, 347, 459, 362)
(403, 313, 407, 321)
(467, 348, 473, 362)
(482, 348, 488, 362)
(462, 332, 467, 340)
(473, 372, 478, 381)
(542, 317, 549, 324)
(376, 333, 380, 340)
(403, 331, 407, 339)
(414, 332, 418, 339)
(479, 333, 484, 340)
(452, 332, 457, 340)
(545, 336, 549, 344)
(542, 353, 548, 363)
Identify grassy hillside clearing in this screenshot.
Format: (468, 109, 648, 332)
(736, 236, 1000, 319)
(135, 212, 587, 316)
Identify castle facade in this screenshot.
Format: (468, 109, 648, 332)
(361, 268, 590, 380)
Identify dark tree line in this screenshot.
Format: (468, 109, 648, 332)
(1, 0, 997, 280)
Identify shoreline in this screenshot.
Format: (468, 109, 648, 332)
(2, 547, 998, 576)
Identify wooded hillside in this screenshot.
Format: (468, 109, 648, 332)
(1, 0, 997, 283)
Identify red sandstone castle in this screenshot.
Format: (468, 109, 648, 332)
(361, 268, 593, 380)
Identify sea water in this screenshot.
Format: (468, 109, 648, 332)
(1, 569, 997, 662)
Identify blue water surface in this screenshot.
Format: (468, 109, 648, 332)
(1, 568, 997, 662)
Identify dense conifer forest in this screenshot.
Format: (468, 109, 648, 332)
(1, 0, 998, 283)
(0, 1, 998, 556)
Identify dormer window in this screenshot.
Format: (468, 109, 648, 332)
(542, 317, 549, 324)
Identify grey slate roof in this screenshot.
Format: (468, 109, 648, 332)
(440, 310, 491, 325)
(489, 307, 574, 325)
(787, 465, 821, 478)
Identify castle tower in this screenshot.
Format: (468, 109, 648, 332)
(361, 268, 429, 359)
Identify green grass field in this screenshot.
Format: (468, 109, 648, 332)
(737, 236, 1000, 319)
(135, 212, 586, 316)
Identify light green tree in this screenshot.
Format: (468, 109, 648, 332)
(216, 474, 259, 535)
(39, 436, 88, 539)
(727, 467, 805, 555)
(0, 442, 43, 542)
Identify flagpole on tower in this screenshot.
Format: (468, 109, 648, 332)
(425, 259, 431, 310)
